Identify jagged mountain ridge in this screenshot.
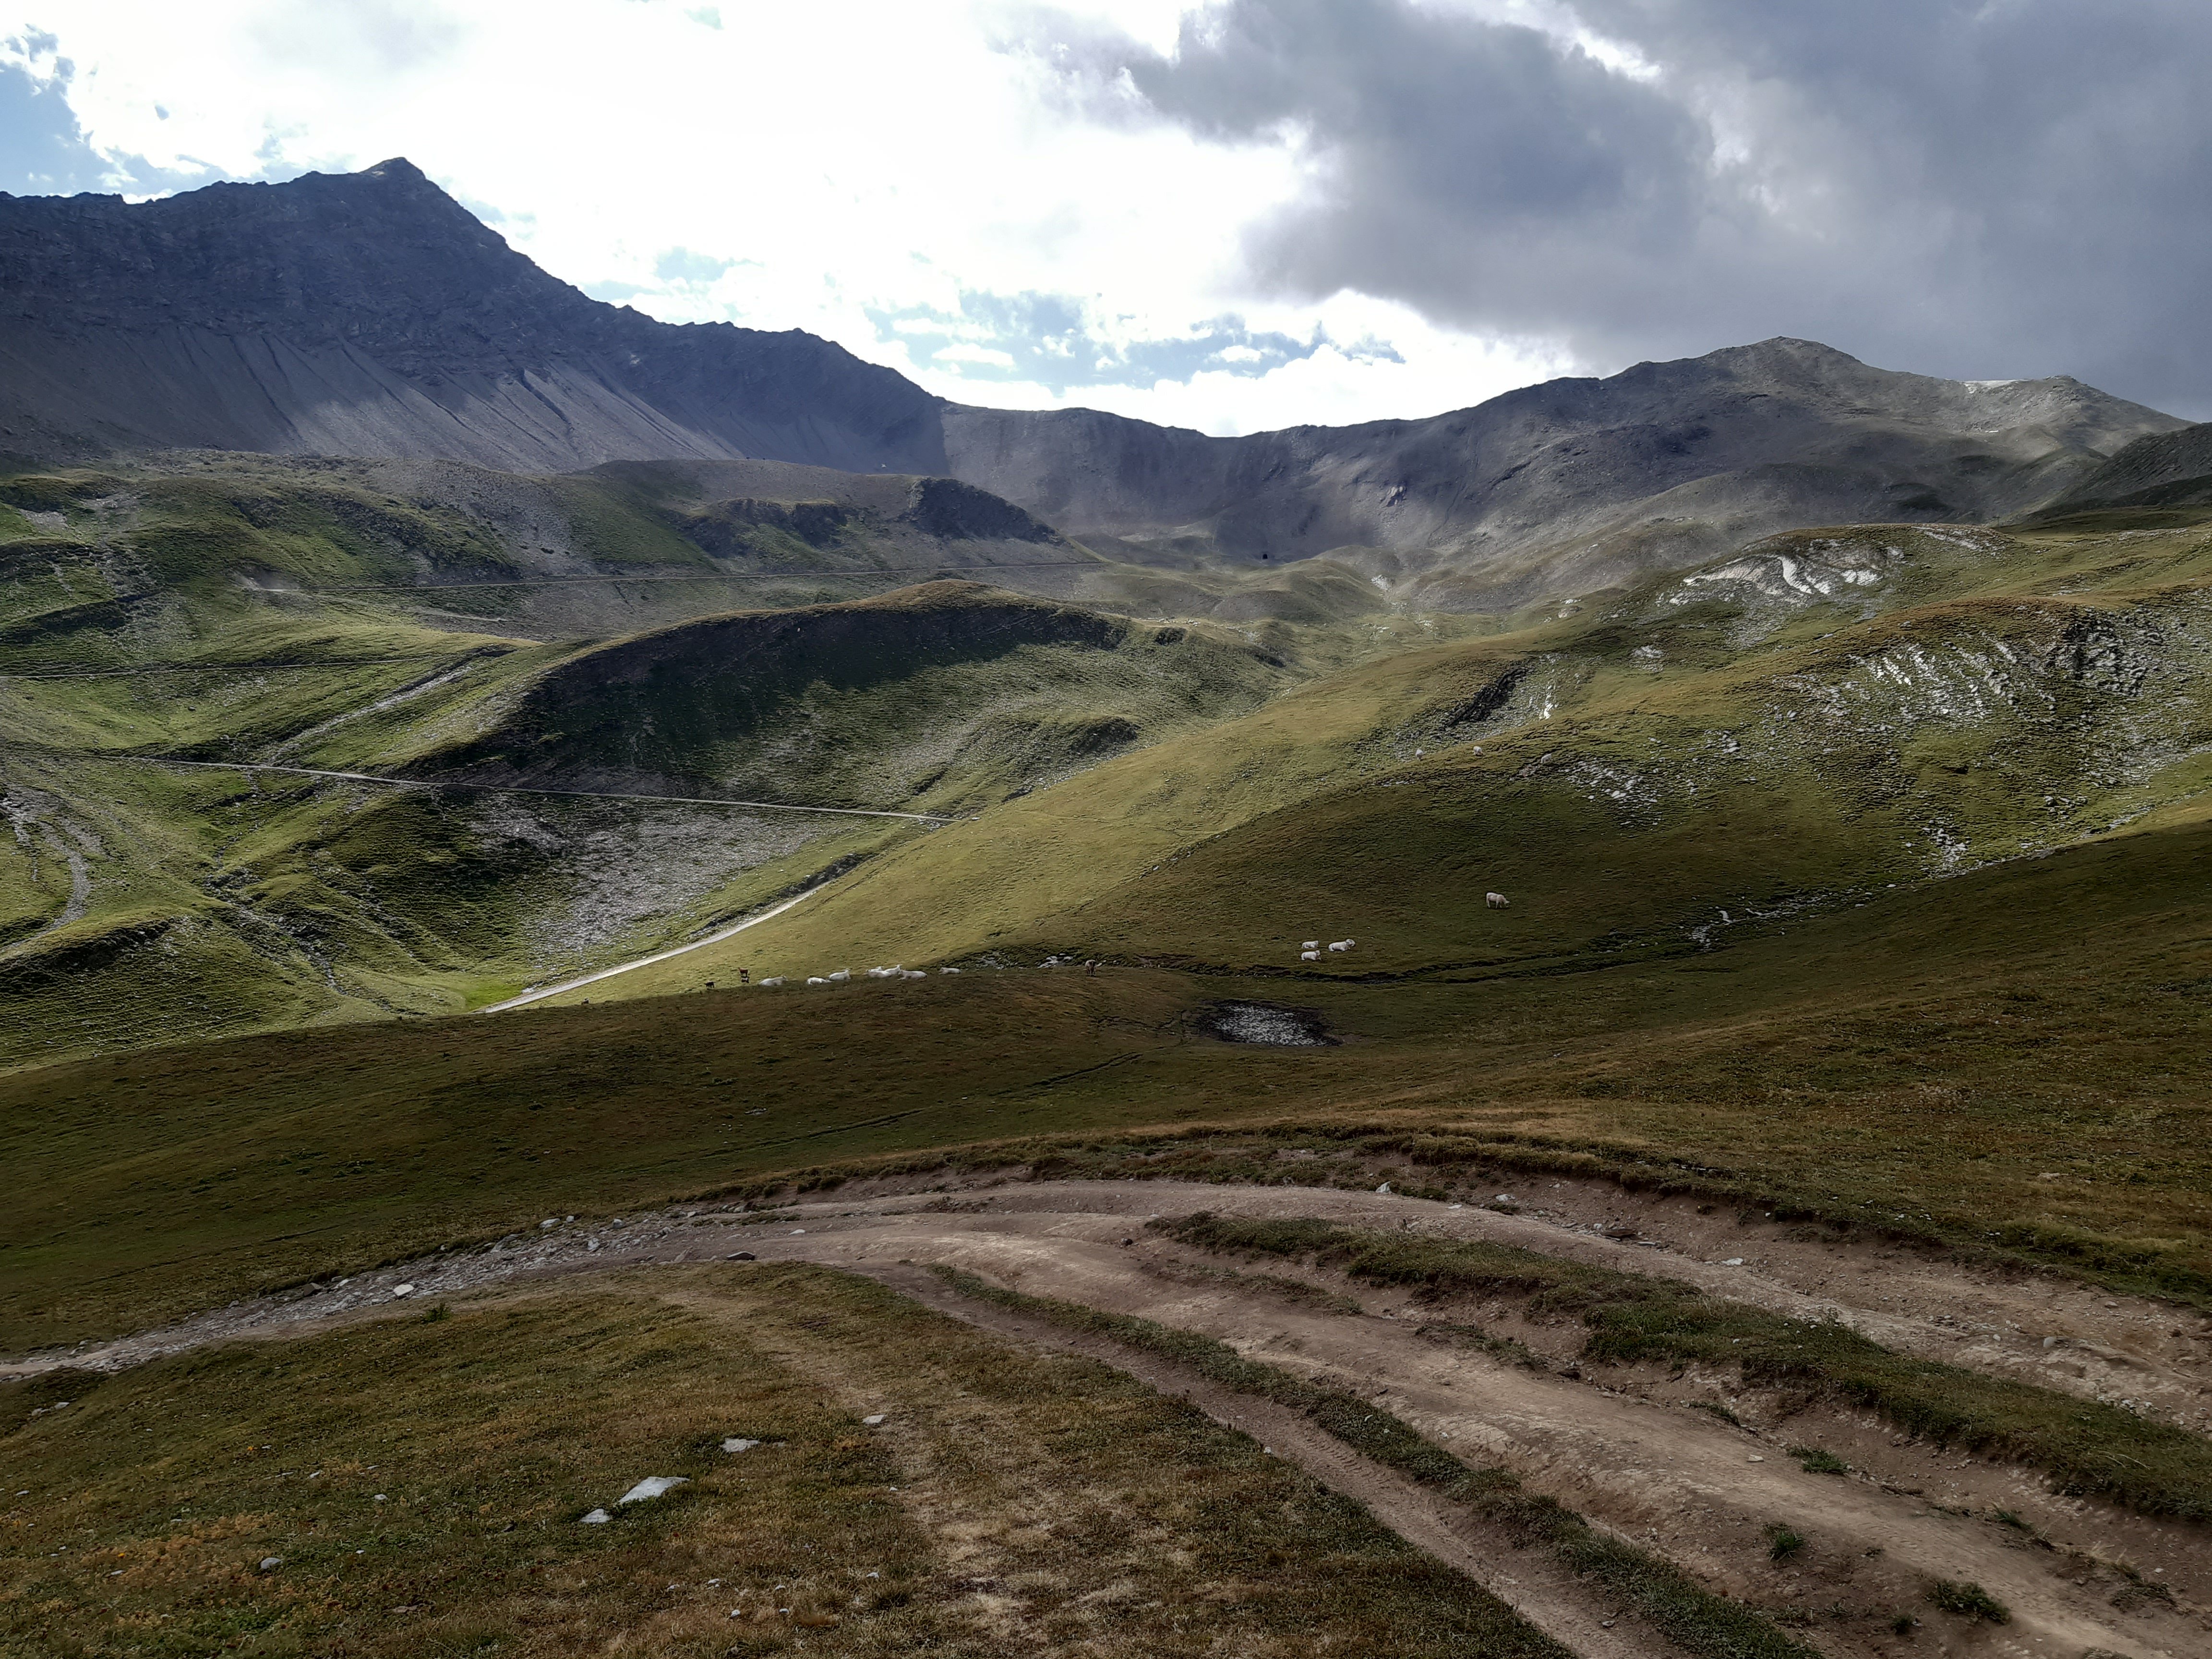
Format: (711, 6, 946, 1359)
(0, 159, 2188, 609)
(0, 159, 948, 475)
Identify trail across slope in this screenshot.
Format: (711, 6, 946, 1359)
(17, 1177, 2207, 1659)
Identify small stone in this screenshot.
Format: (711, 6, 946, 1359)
(1747, 1455, 1764, 1463)
(541, 1219, 557, 1229)
(392, 1285, 415, 1298)
(1376, 1182, 1392, 1194)
(723, 1438, 763, 1454)
(862, 1414, 888, 1426)
(727, 1250, 756, 1261)
(790, 1228, 806, 1235)
(374, 1494, 387, 1502)
(1494, 1194, 1515, 1203)
(1721, 1258, 1745, 1267)
(579, 1509, 611, 1525)
(259, 1556, 282, 1571)
(617, 1476, 689, 1505)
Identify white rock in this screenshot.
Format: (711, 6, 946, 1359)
(392, 1284, 415, 1298)
(1375, 1182, 1392, 1194)
(579, 1508, 611, 1525)
(259, 1556, 282, 1571)
(723, 1438, 763, 1454)
(790, 1228, 806, 1235)
(861, 1414, 888, 1426)
(617, 1476, 690, 1505)
(1722, 1258, 1745, 1267)
(541, 1219, 557, 1229)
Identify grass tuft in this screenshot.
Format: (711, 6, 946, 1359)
(1926, 1578, 2009, 1623)
(1155, 1212, 2212, 1523)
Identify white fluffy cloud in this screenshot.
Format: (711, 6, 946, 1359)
(1, 0, 1564, 433)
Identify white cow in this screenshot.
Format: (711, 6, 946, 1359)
(1486, 891, 1510, 909)
(1300, 949, 1320, 962)
(759, 976, 786, 987)
(1301, 939, 1320, 950)
(1328, 939, 1354, 953)
(828, 968, 852, 982)
(805, 976, 829, 986)
(939, 966, 962, 974)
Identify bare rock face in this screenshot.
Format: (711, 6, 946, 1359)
(0, 159, 948, 475)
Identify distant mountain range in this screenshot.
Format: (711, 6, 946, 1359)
(0, 158, 2197, 605)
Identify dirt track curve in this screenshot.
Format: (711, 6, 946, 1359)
(15, 1176, 2212, 1658)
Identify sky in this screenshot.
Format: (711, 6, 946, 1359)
(3, 0, 2208, 433)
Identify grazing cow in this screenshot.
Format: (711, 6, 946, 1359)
(1300, 949, 1320, 962)
(1328, 939, 1354, 953)
(1486, 891, 1509, 909)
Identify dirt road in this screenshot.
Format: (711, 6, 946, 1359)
(15, 1176, 2209, 1658)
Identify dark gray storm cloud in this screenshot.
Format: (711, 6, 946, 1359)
(1031, 0, 2212, 414)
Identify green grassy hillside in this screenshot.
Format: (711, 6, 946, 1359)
(6, 798, 2209, 1351)
(572, 513, 2212, 997)
(0, 455, 1380, 1068)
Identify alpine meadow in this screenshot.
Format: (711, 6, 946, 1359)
(5, 95, 2212, 1659)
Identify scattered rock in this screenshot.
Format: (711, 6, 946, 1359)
(862, 1414, 888, 1427)
(579, 1508, 611, 1525)
(723, 1438, 763, 1454)
(1196, 1000, 1337, 1047)
(392, 1284, 415, 1298)
(259, 1556, 282, 1571)
(727, 1251, 756, 1261)
(617, 1476, 690, 1505)
(1721, 1258, 1745, 1267)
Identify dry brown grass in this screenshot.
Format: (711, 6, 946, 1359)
(2, 1264, 1566, 1658)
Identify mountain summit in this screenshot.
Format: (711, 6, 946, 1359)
(0, 158, 948, 473)
(0, 161, 2188, 602)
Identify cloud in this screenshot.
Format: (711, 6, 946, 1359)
(24, 0, 2202, 433)
(868, 287, 1336, 395)
(0, 30, 223, 196)
(653, 246, 737, 284)
(1035, 0, 2212, 414)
